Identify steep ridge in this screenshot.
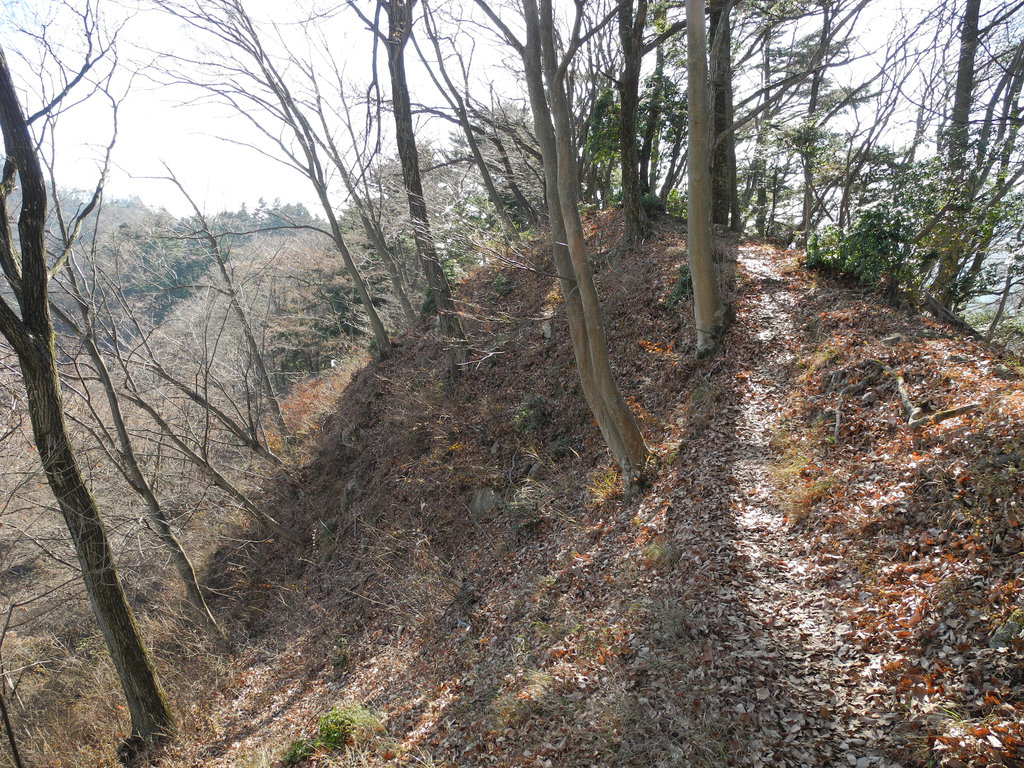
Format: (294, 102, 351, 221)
(159, 216, 1023, 768)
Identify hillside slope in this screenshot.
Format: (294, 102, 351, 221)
(158, 214, 1023, 768)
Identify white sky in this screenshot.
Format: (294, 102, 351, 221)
(1, 0, 941, 217)
(2, 0, 425, 216)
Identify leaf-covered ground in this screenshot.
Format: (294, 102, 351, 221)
(154, 215, 1023, 768)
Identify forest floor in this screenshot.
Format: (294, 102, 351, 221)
(136, 213, 1024, 768)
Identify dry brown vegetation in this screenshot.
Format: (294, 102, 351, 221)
(2, 212, 1023, 767)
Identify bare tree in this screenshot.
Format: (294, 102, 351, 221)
(85, 233, 311, 546)
(51, 224, 229, 648)
(155, 0, 395, 360)
(0, 28, 173, 757)
(617, 0, 654, 245)
(349, 0, 470, 377)
(477, 0, 649, 488)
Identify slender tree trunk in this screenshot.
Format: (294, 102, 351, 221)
(985, 268, 1016, 341)
(686, 0, 725, 357)
(19, 341, 175, 745)
(315, 185, 397, 356)
(520, 0, 649, 486)
(1, 660, 27, 768)
(487, 131, 540, 225)
(313, 122, 419, 327)
(123, 389, 310, 546)
(658, 128, 686, 203)
(207, 235, 287, 430)
(64, 303, 228, 648)
(709, 0, 740, 232)
(618, 0, 652, 246)
(931, 0, 982, 303)
(419, 6, 518, 232)
(638, 43, 665, 195)
(0, 47, 174, 751)
(799, 3, 831, 245)
(384, 0, 468, 376)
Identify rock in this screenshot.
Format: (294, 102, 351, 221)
(882, 334, 902, 346)
(540, 320, 553, 340)
(470, 487, 499, 516)
(528, 462, 543, 479)
(989, 608, 1024, 649)
(490, 440, 500, 454)
(993, 364, 1017, 380)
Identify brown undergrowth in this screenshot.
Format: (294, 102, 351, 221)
(156, 218, 1022, 768)
(10, 211, 1022, 768)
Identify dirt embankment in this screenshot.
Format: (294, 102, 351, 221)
(158, 214, 1023, 768)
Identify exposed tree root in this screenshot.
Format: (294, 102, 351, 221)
(867, 358, 981, 429)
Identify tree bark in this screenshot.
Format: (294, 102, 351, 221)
(56, 297, 229, 648)
(709, 0, 740, 232)
(617, 0, 652, 246)
(0, 45, 174, 749)
(799, 2, 831, 245)
(686, 0, 725, 357)
(931, 0, 982, 304)
(638, 42, 665, 196)
(383, 0, 468, 377)
(517, 0, 649, 487)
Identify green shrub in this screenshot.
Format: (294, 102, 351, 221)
(282, 704, 382, 764)
(491, 272, 514, 298)
(513, 395, 546, 434)
(282, 739, 315, 765)
(642, 192, 665, 214)
(666, 262, 693, 310)
(806, 204, 930, 299)
(317, 705, 380, 748)
(665, 189, 687, 218)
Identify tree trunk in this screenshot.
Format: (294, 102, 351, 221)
(617, 0, 652, 246)
(931, 0, 982, 303)
(68, 306, 228, 648)
(487, 131, 540, 225)
(419, 6, 519, 232)
(799, 3, 831, 245)
(0, 46, 174, 750)
(203, 227, 288, 430)
(709, 0, 740, 232)
(638, 43, 665, 195)
(686, 0, 725, 357)
(384, 0, 468, 376)
(520, 0, 649, 487)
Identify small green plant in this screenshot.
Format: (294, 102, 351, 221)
(643, 540, 682, 570)
(332, 637, 350, 672)
(491, 272, 514, 298)
(666, 262, 693, 310)
(512, 394, 546, 434)
(805, 205, 931, 300)
(282, 704, 382, 764)
(665, 188, 687, 218)
(642, 192, 665, 214)
(282, 739, 315, 765)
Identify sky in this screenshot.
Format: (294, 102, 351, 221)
(1, 0, 930, 218)
(1, 0, 406, 216)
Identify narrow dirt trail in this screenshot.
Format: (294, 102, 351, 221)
(713, 245, 901, 767)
